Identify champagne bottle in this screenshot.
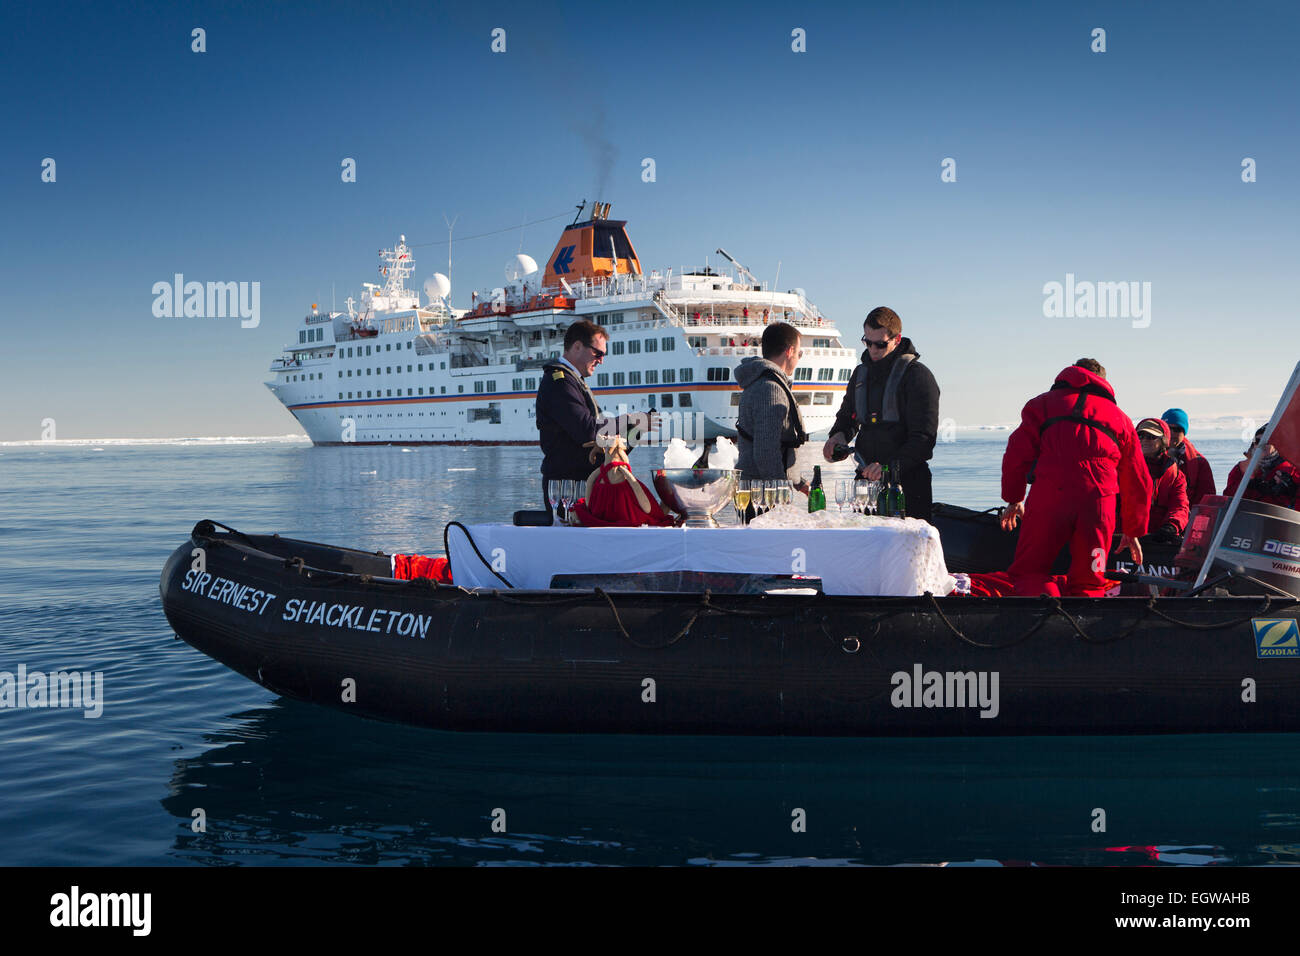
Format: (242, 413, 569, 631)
(880, 464, 893, 517)
(808, 466, 827, 513)
(892, 460, 907, 518)
(830, 443, 852, 462)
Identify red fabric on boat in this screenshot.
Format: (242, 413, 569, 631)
(572, 462, 675, 527)
(965, 571, 1075, 597)
(392, 553, 453, 583)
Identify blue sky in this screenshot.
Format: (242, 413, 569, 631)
(1, 0, 1296, 440)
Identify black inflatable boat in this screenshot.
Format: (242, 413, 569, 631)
(160, 520, 1300, 736)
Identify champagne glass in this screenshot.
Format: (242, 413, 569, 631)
(765, 481, 778, 510)
(854, 479, 871, 515)
(560, 480, 576, 525)
(869, 479, 882, 516)
(548, 481, 562, 524)
(780, 481, 792, 507)
(734, 479, 752, 525)
(834, 479, 848, 513)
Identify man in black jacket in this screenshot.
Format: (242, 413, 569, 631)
(823, 306, 940, 521)
(536, 320, 655, 518)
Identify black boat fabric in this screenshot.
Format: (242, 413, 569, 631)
(160, 521, 1300, 736)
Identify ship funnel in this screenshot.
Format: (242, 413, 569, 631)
(542, 202, 641, 286)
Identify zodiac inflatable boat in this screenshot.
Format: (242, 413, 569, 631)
(159, 518, 1300, 736)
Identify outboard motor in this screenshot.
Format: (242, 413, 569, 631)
(1177, 495, 1300, 597)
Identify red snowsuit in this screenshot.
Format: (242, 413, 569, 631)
(1223, 455, 1300, 510)
(1172, 437, 1216, 506)
(1002, 366, 1153, 597)
(1146, 454, 1190, 534)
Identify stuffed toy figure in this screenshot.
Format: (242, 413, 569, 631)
(570, 434, 676, 527)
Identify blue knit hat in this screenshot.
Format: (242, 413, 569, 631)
(1161, 408, 1189, 435)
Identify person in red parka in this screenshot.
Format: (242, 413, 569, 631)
(1134, 418, 1190, 544)
(1000, 359, 1153, 597)
(1223, 424, 1300, 510)
(1161, 408, 1216, 506)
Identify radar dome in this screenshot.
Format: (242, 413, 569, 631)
(423, 274, 451, 302)
(505, 254, 539, 281)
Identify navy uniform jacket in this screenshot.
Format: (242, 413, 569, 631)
(536, 361, 635, 480)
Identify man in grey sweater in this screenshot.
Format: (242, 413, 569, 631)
(735, 322, 809, 487)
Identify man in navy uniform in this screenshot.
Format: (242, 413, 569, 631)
(537, 320, 656, 519)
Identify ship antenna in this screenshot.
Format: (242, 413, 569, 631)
(443, 213, 458, 289)
(571, 199, 587, 226)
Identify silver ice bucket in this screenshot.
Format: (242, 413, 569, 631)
(652, 468, 738, 528)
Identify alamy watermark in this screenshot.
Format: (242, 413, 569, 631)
(1, 664, 103, 718)
(890, 663, 999, 718)
(1042, 273, 1151, 329)
(152, 275, 260, 328)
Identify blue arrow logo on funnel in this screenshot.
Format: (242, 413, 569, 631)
(553, 245, 575, 274)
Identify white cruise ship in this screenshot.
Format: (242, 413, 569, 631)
(266, 203, 859, 445)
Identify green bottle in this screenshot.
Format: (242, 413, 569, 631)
(808, 466, 827, 513)
(880, 464, 894, 517)
(892, 460, 907, 518)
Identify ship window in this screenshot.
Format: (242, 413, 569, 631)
(487, 381, 496, 392)
(644, 338, 657, 352)
(627, 340, 641, 354)
(366, 346, 372, 355)
(814, 392, 833, 405)
(367, 391, 372, 397)
(418, 364, 423, 371)
(512, 378, 523, 391)
(645, 370, 658, 384)
(526, 377, 536, 389)
(612, 372, 625, 386)
(794, 367, 812, 381)
(817, 368, 834, 381)
(661, 394, 673, 408)
(407, 365, 412, 372)
(795, 393, 812, 405)
(687, 336, 706, 348)
(441, 362, 446, 369)
(386, 344, 392, 351)
(730, 393, 741, 406)
(647, 394, 655, 408)
(407, 341, 412, 349)
(419, 387, 424, 395)
(662, 337, 675, 351)
(387, 389, 392, 396)
(458, 386, 464, 393)
(474, 382, 484, 393)
(407, 389, 413, 396)
(611, 341, 625, 356)
(679, 368, 693, 382)
(386, 367, 392, 374)
(596, 373, 609, 387)
(678, 393, 692, 407)
(628, 371, 641, 385)
(442, 387, 447, 394)
(838, 368, 851, 381)
(348, 392, 352, 398)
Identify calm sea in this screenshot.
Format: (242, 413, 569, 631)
(1, 435, 1297, 867)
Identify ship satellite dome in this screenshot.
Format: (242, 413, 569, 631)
(505, 254, 539, 281)
(424, 274, 451, 301)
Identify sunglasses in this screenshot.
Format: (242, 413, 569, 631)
(861, 335, 893, 349)
(586, 343, 607, 359)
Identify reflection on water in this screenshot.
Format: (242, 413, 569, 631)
(162, 699, 1300, 866)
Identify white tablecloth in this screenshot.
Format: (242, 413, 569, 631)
(446, 519, 955, 596)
